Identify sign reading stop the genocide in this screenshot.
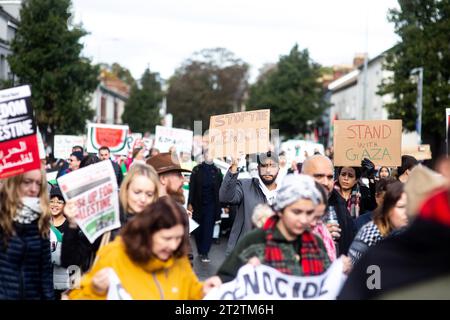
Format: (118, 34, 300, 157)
(208, 109, 270, 159)
(333, 120, 402, 167)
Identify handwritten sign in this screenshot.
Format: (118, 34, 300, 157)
(0, 85, 41, 179)
(86, 123, 129, 156)
(154, 125, 193, 154)
(57, 161, 120, 243)
(204, 258, 346, 300)
(208, 109, 270, 159)
(402, 144, 432, 161)
(54, 135, 85, 159)
(333, 120, 402, 167)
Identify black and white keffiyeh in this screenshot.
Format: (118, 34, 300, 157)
(357, 221, 383, 247)
(13, 197, 42, 224)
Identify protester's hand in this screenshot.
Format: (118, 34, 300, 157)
(203, 276, 222, 295)
(187, 204, 193, 213)
(361, 158, 376, 178)
(326, 223, 341, 240)
(186, 209, 193, 219)
(229, 157, 240, 174)
(247, 256, 261, 267)
(340, 255, 352, 275)
(91, 268, 111, 295)
(64, 199, 79, 229)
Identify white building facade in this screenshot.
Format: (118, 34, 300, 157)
(328, 50, 419, 147)
(0, 4, 19, 82)
(328, 52, 393, 123)
(90, 79, 129, 125)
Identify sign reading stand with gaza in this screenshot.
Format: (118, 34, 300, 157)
(208, 109, 270, 159)
(333, 120, 402, 167)
(0, 85, 41, 179)
(86, 123, 129, 155)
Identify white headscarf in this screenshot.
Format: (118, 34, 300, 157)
(272, 174, 321, 211)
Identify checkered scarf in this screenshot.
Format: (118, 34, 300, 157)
(335, 183, 361, 218)
(263, 215, 326, 276)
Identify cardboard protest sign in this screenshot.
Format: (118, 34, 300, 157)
(54, 135, 85, 159)
(86, 123, 129, 156)
(57, 160, 120, 243)
(333, 120, 402, 167)
(208, 109, 270, 159)
(204, 257, 346, 300)
(154, 125, 193, 154)
(0, 85, 41, 179)
(402, 144, 432, 161)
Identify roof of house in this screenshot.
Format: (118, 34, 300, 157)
(100, 70, 130, 100)
(0, 5, 20, 26)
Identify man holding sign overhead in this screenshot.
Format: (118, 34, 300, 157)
(209, 109, 276, 255)
(220, 151, 281, 255)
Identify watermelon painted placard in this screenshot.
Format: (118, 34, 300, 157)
(86, 123, 129, 155)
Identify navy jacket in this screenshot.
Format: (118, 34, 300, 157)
(0, 222, 54, 300)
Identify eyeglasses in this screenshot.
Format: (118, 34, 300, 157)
(50, 200, 65, 205)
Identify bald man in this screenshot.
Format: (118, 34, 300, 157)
(302, 154, 356, 255)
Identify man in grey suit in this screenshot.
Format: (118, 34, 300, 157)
(220, 151, 280, 254)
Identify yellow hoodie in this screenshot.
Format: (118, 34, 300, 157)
(68, 237, 204, 300)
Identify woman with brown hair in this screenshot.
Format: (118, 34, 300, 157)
(348, 181, 408, 266)
(0, 169, 54, 299)
(68, 196, 219, 299)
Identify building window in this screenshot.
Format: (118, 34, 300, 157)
(100, 96, 107, 123)
(0, 55, 5, 80)
(113, 100, 118, 124)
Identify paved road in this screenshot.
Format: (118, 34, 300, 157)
(190, 235, 228, 281)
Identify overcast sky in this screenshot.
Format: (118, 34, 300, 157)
(71, 0, 400, 83)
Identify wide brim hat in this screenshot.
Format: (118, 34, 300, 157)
(146, 152, 192, 175)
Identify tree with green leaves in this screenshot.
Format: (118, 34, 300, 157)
(121, 68, 162, 134)
(8, 0, 99, 143)
(247, 44, 329, 138)
(378, 0, 450, 158)
(167, 47, 249, 129)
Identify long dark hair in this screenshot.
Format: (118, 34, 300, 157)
(373, 181, 405, 236)
(121, 196, 188, 263)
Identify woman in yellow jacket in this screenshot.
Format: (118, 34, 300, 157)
(68, 196, 220, 300)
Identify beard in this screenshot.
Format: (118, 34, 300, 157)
(167, 186, 185, 205)
(259, 173, 278, 185)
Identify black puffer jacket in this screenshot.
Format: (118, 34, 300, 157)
(328, 189, 356, 255)
(0, 222, 54, 300)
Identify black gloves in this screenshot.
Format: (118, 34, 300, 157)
(361, 158, 376, 178)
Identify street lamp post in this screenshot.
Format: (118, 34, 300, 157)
(410, 67, 423, 145)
